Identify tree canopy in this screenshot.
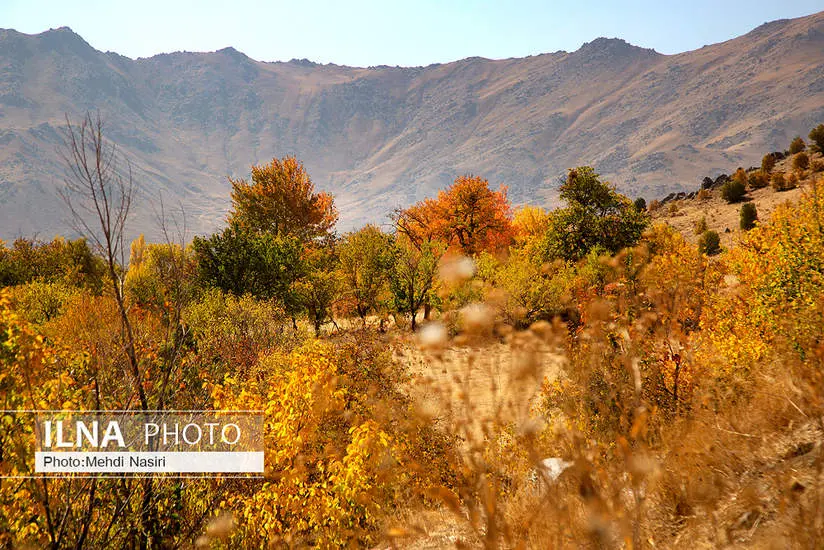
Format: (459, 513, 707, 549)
(228, 156, 338, 241)
(540, 166, 649, 261)
(394, 175, 512, 255)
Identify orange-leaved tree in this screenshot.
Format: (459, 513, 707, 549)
(393, 198, 443, 250)
(394, 175, 513, 255)
(438, 175, 513, 255)
(228, 156, 337, 241)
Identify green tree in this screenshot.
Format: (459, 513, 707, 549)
(740, 203, 758, 230)
(634, 197, 647, 211)
(693, 216, 708, 235)
(337, 225, 397, 323)
(291, 243, 340, 336)
(789, 136, 806, 155)
(540, 167, 649, 261)
(809, 123, 824, 152)
(192, 223, 302, 314)
(698, 230, 721, 256)
(390, 240, 441, 330)
(721, 179, 746, 203)
(0, 237, 105, 291)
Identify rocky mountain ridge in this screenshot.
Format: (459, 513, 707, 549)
(1, 11, 823, 240)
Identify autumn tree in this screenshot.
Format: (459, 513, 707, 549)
(771, 171, 787, 191)
(394, 175, 513, 255)
(761, 153, 777, 174)
(732, 167, 748, 188)
(393, 198, 442, 250)
(793, 151, 810, 172)
(511, 205, 552, 250)
(789, 136, 806, 155)
(337, 225, 397, 322)
(748, 170, 769, 189)
(228, 156, 337, 241)
(702, 179, 824, 366)
(540, 166, 649, 261)
(435, 175, 513, 255)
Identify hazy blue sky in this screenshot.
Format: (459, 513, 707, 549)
(2, 1, 822, 66)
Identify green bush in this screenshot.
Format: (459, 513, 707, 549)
(721, 179, 746, 203)
(693, 216, 708, 235)
(740, 203, 758, 230)
(634, 197, 647, 212)
(698, 230, 721, 256)
(808, 124, 824, 151)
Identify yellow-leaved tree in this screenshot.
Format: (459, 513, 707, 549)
(700, 178, 824, 373)
(211, 340, 400, 547)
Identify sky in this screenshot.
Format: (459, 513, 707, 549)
(1, 0, 823, 67)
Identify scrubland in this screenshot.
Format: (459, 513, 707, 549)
(1, 119, 824, 548)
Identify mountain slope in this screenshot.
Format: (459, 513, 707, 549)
(1, 12, 823, 240)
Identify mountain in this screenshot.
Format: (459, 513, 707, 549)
(1, 13, 823, 240)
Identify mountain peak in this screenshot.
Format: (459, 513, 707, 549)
(576, 37, 659, 57)
(36, 25, 93, 52)
(44, 25, 76, 34)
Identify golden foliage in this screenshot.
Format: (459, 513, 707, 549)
(228, 156, 338, 240)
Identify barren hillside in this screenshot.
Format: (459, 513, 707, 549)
(1, 11, 823, 239)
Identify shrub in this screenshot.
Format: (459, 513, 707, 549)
(786, 172, 799, 189)
(183, 288, 292, 373)
(771, 172, 787, 191)
(720, 179, 746, 203)
(740, 203, 758, 230)
(789, 136, 806, 155)
(697, 230, 721, 256)
(693, 216, 708, 235)
(793, 152, 810, 172)
(732, 167, 748, 187)
(809, 123, 824, 151)
(7, 281, 80, 324)
(761, 153, 776, 174)
(667, 202, 679, 215)
(812, 159, 824, 173)
(634, 197, 647, 211)
(649, 199, 662, 211)
(748, 170, 769, 189)
(697, 188, 711, 201)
